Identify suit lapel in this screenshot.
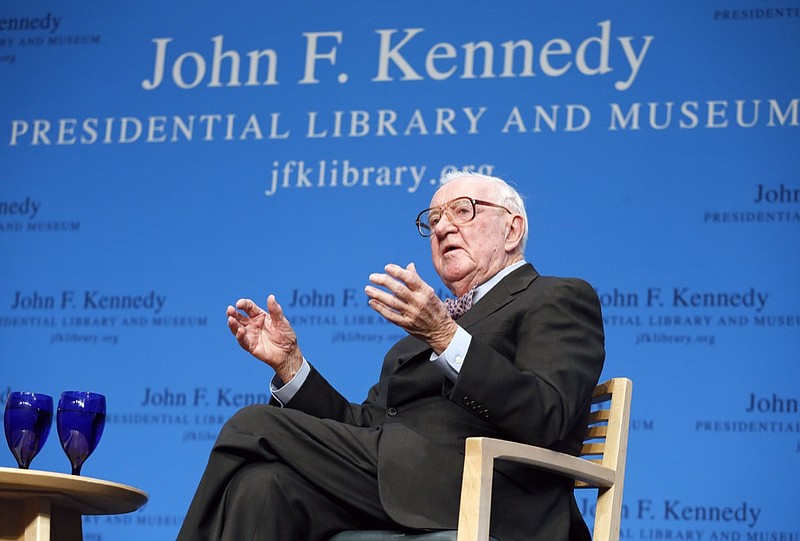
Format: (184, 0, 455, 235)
(456, 263, 539, 328)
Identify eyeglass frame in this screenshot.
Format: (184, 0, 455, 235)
(415, 196, 512, 237)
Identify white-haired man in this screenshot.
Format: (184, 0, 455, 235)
(178, 171, 605, 541)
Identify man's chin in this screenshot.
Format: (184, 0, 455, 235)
(440, 268, 475, 290)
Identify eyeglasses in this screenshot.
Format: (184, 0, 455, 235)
(415, 196, 511, 237)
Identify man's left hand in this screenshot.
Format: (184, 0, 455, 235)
(365, 263, 458, 354)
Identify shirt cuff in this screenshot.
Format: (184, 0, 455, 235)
(270, 358, 311, 406)
(429, 325, 472, 381)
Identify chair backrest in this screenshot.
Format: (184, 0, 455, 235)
(576, 378, 633, 541)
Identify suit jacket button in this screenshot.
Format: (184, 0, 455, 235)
(387, 407, 398, 416)
(462, 396, 471, 405)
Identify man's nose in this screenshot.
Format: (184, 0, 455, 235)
(433, 211, 458, 236)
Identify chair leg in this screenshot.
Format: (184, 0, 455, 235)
(456, 438, 494, 541)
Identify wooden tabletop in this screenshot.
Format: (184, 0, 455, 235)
(0, 467, 148, 515)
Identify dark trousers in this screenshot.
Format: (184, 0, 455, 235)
(177, 404, 402, 541)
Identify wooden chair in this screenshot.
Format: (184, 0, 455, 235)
(330, 377, 633, 541)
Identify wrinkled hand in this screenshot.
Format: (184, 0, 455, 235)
(226, 295, 303, 383)
(365, 263, 458, 354)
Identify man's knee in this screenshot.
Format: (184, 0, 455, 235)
(219, 404, 278, 437)
(229, 403, 277, 425)
(227, 462, 289, 502)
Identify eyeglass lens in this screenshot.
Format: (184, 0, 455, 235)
(421, 197, 474, 230)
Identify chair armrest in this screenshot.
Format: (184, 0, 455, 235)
(470, 437, 615, 486)
(456, 437, 615, 541)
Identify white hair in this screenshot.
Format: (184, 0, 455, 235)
(439, 169, 529, 252)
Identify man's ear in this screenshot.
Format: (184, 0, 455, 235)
(504, 215, 525, 252)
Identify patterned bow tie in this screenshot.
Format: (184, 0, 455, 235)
(445, 289, 475, 320)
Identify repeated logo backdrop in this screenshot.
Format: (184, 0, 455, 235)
(2, 2, 799, 539)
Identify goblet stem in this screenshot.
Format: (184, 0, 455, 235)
(14, 430, 37, 469)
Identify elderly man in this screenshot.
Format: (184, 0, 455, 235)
(178, 171, 605, 541)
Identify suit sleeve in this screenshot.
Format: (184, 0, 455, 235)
(276, 362, 386, 428)
(448, 277, 605, 449)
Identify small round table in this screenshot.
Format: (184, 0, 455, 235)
(0, 466, 148, 541)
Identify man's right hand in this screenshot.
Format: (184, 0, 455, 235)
(226, 295, 304, 384)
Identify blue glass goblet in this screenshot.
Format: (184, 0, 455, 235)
(56, 391, 106, 476)
(4, 392, 54, 469)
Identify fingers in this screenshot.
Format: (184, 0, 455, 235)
(367, 297, 402, 325)
(367, 262, 436, 312)
(384, 263, 420, 288)
(227, 295, 291, 333)
(365, 287, 400, 316)
(367, 263, 422, 321)
(235, 298, 266, 317)
(227, 298, 269, 337)
(369, 263, 419, 296)
(366, 277, 406, 314)
(226, 305, 244, 335)
(266, 295, 284, 321)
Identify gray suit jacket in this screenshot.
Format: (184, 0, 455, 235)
(287, 264, 605, 541)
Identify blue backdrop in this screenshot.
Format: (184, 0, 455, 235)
(2, 2, 799, 539)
